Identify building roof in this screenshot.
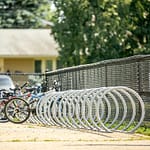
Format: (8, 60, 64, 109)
(0, 29, 58, 58)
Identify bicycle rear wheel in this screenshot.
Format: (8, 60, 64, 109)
(4, 98, 30, 124)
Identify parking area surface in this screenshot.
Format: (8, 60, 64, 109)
(0, 122, 150, 150)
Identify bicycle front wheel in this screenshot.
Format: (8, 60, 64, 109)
(4, 98, 30, 124)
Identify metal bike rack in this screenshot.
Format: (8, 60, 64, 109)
(33, 86, 145, 133)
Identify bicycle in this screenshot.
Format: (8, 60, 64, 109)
(4, 82, 45, 124)
(4, 80, 61, 124)
(0, 82, 27, 123)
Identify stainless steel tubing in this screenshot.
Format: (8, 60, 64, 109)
(34, 86, 145, 133)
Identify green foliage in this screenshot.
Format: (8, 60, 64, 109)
(0, 0, 52, 28)
(50, 0, 150, 68)
(129, 0, 150, 54)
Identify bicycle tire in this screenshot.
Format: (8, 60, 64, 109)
(0, 98, 8, 123)
(4, 97, 30, 124)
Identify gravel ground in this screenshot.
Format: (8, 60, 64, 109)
(0, 122, 150, 150)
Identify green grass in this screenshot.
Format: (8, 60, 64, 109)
(136, 126, 150, 136)
(101, 121, 150, 136)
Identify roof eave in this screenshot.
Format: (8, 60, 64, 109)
(0, 55, 58, 58)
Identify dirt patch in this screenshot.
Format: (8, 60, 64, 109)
(0, 122, 150, 150)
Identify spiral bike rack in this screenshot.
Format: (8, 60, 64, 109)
(28, 86, 145, 133)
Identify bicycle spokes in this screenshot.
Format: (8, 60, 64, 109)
(5, 98, 30, 124)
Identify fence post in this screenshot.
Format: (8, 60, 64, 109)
(45, 69, 49, 91)
(137, 61, 141, 93)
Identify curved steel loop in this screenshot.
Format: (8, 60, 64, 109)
(33, 86, 145, 133)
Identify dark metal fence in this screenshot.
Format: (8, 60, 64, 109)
(45, 55, 150, 125)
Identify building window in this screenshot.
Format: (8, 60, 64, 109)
(35, 60, 41, 73)
(46, 60, 52, 71)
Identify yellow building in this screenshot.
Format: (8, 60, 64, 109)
(0, 29, 58, 73)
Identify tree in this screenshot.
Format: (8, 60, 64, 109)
(82, 0, 134, 63)
(128, 0, 150, 54)
(50, 0, 150, 67)
(51, 0, 88, 66)
(0, 0, 52, 28)
(50, 0, 131, 66)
